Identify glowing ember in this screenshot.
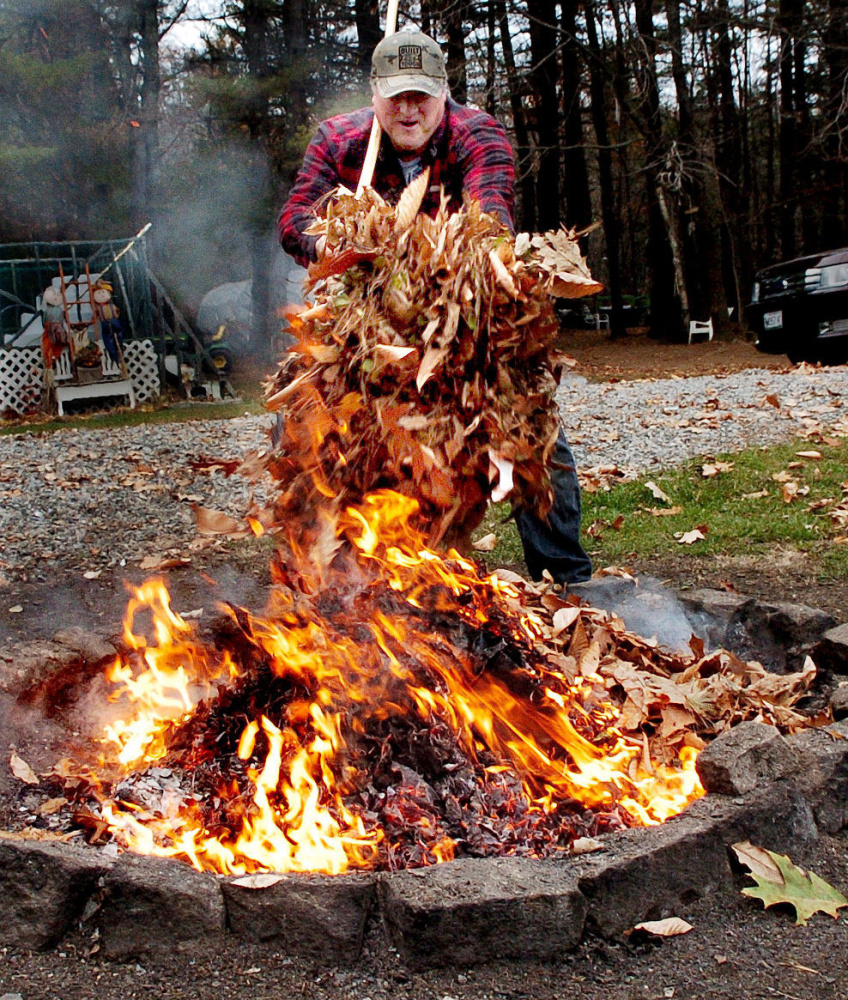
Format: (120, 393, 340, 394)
(77, 490, 721, 877)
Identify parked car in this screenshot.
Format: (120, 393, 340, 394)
(745, 246, 848, 364)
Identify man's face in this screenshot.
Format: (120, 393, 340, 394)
(371, 89, 447, 155)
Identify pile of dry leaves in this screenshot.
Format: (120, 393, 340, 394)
(264, 177, 601, 554)
(17, 558, 820, 869)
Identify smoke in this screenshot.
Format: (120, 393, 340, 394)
(574, 575, 712, 655)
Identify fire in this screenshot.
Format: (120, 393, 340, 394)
(87, 490, 705, 876)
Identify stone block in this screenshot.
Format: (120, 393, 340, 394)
(222, 871, 375, 962)
(716, 599, 833, 674)
(52, 626, 116, 665)
(787, 720, 848, 834)
(378, 856, 586, 969)
(0, 836, 108, 950)
(812, 624, 848, 674)
(0, 641, 79, 698)
(98, 853, 225, 959)
(831, 683, 848, 720)
(695, 721, 800, 796)
(574, 780, 817, 940)
(758, 601, 835, 649)
(678, 589, 755, 647)
(571, 812, 731, 938)
(683, 780, 818, 853)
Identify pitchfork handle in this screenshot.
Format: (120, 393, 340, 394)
(356, 0, 400, 195)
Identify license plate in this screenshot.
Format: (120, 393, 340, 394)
(763, 310, 783, 330)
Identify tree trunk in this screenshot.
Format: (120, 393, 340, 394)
(777, 0, 802, 257)
(822, 0, 848, 247)
(485, 0, 496, 116)
(495, 0, 535, 230)
(354, 0, 381, 77)
(134, 0, 161, 248)
(583, 0, 625, 337)
(242, 0, 274, 356)
(559, 0, 591, 232)
(442, 0, 467, 105)
(633, 0, 683, 339)
(528, 0, 560, 230)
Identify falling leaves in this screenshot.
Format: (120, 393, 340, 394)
(732, 841, 848, 926)
(264, 191, 599, 552)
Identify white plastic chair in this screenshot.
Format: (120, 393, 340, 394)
(688, 318, 714, 344)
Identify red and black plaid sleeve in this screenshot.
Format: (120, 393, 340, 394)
(278, 110, 373, 267)
(446, 103, 515, 231)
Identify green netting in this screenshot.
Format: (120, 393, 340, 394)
(0, 236, 154, 347)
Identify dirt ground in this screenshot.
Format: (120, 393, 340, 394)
(2, 332, 847, 999)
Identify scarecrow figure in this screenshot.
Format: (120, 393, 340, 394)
(40, 286, 70, 368)
(93, 284, 124, 365)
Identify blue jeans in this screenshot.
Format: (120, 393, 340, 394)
(513, 429, 592, 584)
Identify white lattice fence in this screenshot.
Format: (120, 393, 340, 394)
(124, 340, 160, 402)
(0, 347, 43, 415)
(0, 340, 161, 415)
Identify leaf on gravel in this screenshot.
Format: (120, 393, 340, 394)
(193, 505, 250, 537)
(645, 481, 671, 503)
(676, 526, 708, 544)
(472, 532, 498, 552)
(139, 555, 192, 571)
(82, 570, 101, 580)
(632, 917, 694, 937)
(8, 605, 22, 613)
(231, 873, 285, 890)
(10, 752, 38, 785)
(733, 842, 848, 925)
(765, 394, 781, 408)
(38, 796, 68, 816)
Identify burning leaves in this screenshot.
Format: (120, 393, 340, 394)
(264, 190, 597, 556)
(21, 499, 821, 878)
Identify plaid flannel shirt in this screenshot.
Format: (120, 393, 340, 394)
(278, 98, 515, 267)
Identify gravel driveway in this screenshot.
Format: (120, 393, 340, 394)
(1, 365, 847, 584)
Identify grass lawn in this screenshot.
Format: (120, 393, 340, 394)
(474, 437, 848, 582)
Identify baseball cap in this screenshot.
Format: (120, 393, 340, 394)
(371, 30, 447, 99)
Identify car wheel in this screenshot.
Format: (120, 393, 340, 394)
(207, 347, 235, 375)
(787, 350, 813, 365)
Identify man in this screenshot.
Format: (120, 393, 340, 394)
(278, 29, 592, 586)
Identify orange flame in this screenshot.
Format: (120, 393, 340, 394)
(93, 491, 703, 875)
